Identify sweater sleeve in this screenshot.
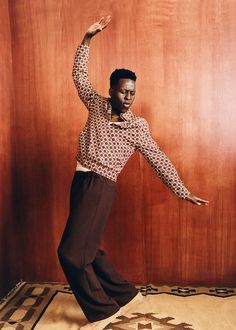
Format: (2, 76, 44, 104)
(136, 118, 191, 199)
(72, 44, 101, 110)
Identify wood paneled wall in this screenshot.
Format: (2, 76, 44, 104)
(4, 0, 236, 287)
(0, 0, 20, 298)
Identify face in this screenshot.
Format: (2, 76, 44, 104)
(109, 79, 136, 114)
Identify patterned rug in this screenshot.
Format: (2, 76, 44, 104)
(0, 281, 235, 330)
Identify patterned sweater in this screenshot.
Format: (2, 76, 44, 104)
(72, 44, 190, 199)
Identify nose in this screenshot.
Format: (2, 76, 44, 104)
(125, 92, 131, 100)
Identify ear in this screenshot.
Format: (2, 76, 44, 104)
(109, 87, 113, 97)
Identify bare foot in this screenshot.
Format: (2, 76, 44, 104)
(119, 292, 144, 315)
(80, 309, 121, 330)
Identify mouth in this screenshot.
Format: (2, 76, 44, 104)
(123, 103, 130, 108)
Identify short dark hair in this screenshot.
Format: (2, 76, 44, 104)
(110, 68, 137, 87)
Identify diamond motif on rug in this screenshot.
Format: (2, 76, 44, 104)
(104, 312, 194, 329)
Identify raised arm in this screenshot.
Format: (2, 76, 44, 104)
(137, 118, 208, 205)
(72, 16, 111, 109)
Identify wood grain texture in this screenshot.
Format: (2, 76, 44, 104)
(0, 0, 20, 298)
(6, 0, 236, 286)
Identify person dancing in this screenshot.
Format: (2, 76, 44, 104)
(57, 16, 208, 330)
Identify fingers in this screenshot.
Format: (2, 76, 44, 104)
(197, 199, 209, 205)
(98, 15, 111, 29)
(98, 17, 104, 24)
(193, 197, 209, 205)
(195, 196, 209, 205)
(195, 200, 206, 205)
(192, 199, 202, 205)
(186, 194, 209, 205)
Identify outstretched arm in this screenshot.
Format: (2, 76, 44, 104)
(137, 118, 209, 205)
(72, 16, 111, 109)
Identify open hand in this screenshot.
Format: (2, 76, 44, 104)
(85, 16, 111, 38)
(185, 193, 209, 205)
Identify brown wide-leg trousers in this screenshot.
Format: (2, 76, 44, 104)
(57, 171, 138, 322)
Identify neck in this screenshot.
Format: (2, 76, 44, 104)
(108, 98, 119, 114)
(111, 109, 121, 117)
(111, 113, 123, 122)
